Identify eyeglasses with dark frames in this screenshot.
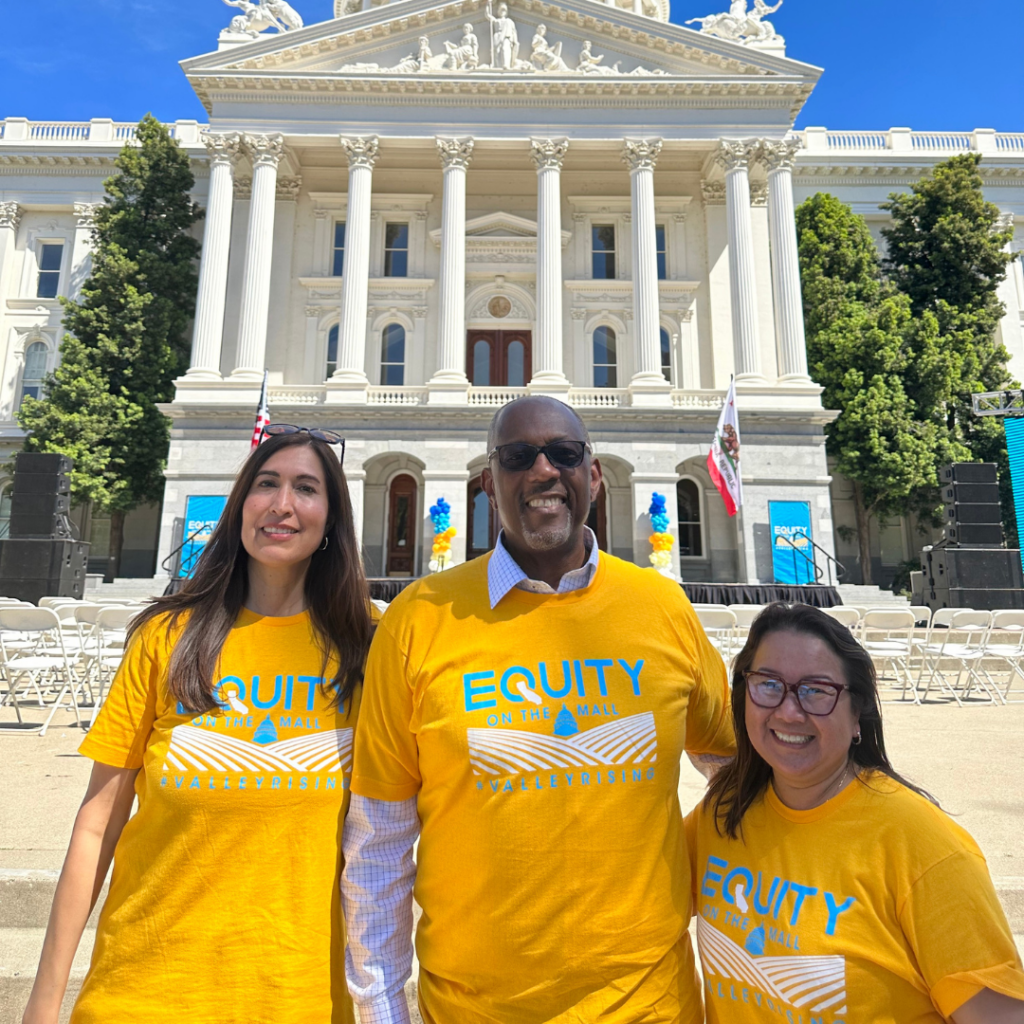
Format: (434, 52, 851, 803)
(261, 424, 346, 464)
(744, 670, 848, 716)
(487, 440, 591, 473)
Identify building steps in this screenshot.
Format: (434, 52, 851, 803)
(836, 583, 911, 608)
(82, 575, 169, 603)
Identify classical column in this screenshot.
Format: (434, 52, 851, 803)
(714, 139, 764, 381)
(529, 138, 570, 390)
(760, 138, 810, 381)
(71, 202, 102, 291)
(333, 136, 379, 388)
(0, 204, 22, 377)
(231, 133, 284, 381)
(622, 138, 669, 400)
(429, 137, 474, 394)
(187, 131, 240, 380)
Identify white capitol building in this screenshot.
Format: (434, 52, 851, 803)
(0, 0, 1022, 588)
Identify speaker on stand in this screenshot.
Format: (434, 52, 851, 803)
(924, 463, 1024, 611)
(0, 453, 89, 604)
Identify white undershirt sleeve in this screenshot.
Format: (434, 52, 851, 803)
(342, 794, 420, 1024)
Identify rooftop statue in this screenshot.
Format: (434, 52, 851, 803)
(221, 0, 304, 37)
(685, 0, 783, 44)
(577, 40, 622, 75)
(445, 25, 480, 71)
(485, 2, 532, 71)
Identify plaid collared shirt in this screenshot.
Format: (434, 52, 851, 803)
(487, 526, 600, 609)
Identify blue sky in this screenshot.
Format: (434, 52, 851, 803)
(1, 0, 1016, 131)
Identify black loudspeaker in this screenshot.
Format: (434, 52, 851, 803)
(944, 524, 1005, 546)
(944, 503, 1001, 525)
(10, 493, 71, 518)
(13, 452, 73, 476)
(941, 483, 1000, 505)
(9, 514, 74, 539)
(13, 472, 71, 495)
(929, 548, 1024, 590)
(0, 539, 88, 603)
(927, 585, 1024, 611)
(940, 463, 998, 484)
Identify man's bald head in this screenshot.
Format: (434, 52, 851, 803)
(487, 396, 591, 452)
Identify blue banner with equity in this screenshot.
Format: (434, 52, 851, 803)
(1003, 418, 1024, 579)
(178, 495, 228, 578)
(769, 500, 815, 585)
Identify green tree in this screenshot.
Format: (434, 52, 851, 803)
(882, 153, 1017, 542)
(18, 115, 202, 579)
(796, 193, 955, 584)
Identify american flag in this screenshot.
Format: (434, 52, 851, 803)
(250, 370, 270, 450)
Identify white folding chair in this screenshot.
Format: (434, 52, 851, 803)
(909, 605, 932, 627)
(728, 605, 765, 629)
(919, 610, 993, 705)
(821, 606, 860, 629)
(0, 606, 83, 734)
(859, 609, 918, 702)
(981, 610, 1024, 703)
(694, 607, 738, 662)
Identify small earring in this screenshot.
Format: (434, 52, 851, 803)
(852, 733, 862, 746)
(319, 535, 329, 551)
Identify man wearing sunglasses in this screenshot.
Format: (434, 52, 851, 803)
(344, 396, 734, 1024)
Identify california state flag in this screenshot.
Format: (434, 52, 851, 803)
(707, 377, 742, 517)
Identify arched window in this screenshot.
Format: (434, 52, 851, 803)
(592, 326, 617, 388)
(467, 476, 498, 559)
(326, 326, 338, 379)
(385, 474, 417, 576)
(20, 342, 48, 406)
(0, 485, 11, 540)
(660, 328, 672, 383)
(380, 324, 406, 386)
(507, 340, 525, 387)
(677, 478, 703, 558)
(472, 339, 491, 386)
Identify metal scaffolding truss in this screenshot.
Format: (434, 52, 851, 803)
(972, 390, 1024, 418)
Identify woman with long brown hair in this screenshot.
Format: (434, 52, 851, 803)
(23, 427, 374, 1024)
(686, 602, 1024, 1024)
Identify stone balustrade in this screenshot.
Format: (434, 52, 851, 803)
(0, 119, 205, 145)
(798, 127, 1024, 155)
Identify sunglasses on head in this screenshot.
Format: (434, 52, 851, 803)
(261, 424, 346, 463)
(487, 440, 591, 472)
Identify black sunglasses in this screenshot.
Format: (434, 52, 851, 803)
(261, 424, 346, 463)
(487, 440, 591, 472)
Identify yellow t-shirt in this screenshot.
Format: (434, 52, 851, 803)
(684, 773, 1024, 1024)
(353, 552, 735, 1024)
(74, 607, 370, 1024)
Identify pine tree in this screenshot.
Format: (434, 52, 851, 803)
(882, 153, 1017, 542)
(796, 193, 955, 584)
(18, 115, 202, 579)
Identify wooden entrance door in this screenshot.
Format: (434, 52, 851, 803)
(586, 482, 608, 551)
(467, 330, 532, 387)
(467, 475, 499, 560)
(386, 474, 417, 576)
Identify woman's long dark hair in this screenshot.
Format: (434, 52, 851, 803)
(706, 602, 935, 838)
(131, 432, 371, 713)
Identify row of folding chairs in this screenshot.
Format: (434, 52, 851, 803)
(0, 598, 146, 735)
(690, 603, 1024, 706)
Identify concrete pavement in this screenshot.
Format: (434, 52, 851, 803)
(2, 701, 1022, 1023)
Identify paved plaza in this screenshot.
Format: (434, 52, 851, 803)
(1, 701, 1022, 1023)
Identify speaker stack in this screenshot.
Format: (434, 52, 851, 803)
(0, 453, 89, 604)
(923, 463, 1024, 611)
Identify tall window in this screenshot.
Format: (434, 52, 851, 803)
(506, 340, 525, 387)
(0, 486, 11, 540)
(467, 477, 497, 559)
(384, 223, 409, 277)
(326, 326, 338, 378)
(592, 326, 617, 388)
(660, 328, 672, 383)
(592, 225, 616, 279)
(332, 222, 346, 276)
(656, 225, 667, 280)
(37, 243, 64, 299)
(380, 324, 406, 386)
(677, 478, 703, 557)
(20, 342, 48, 406)
(472, 339, 491, 386)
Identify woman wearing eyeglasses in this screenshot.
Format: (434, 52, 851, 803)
(23, 426, 374, 1024)
(685, 602, 1024, 1024)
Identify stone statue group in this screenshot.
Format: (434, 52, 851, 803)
(221, 0, 304, 37)
(685, 0, 783, 44)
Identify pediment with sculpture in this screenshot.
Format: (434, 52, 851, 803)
(196, 0, 812, 83)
